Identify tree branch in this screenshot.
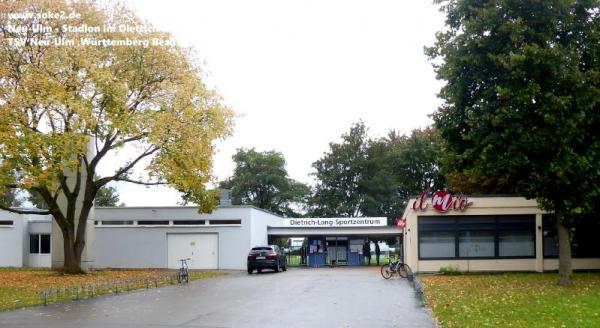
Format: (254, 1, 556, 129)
(113, 178, 167, 186)
(95, 146, 160, 188)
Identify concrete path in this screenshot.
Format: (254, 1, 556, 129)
(0, 267, 435, 328)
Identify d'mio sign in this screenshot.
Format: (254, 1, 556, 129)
(411, 190, 473, 213)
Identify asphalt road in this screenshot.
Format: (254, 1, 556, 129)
(0, 267, 435, 328)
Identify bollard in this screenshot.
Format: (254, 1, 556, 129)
(43, 291, 48, 306)
(146, 278, 149, 289)
(91, 285, 95, 298)
(76, 287, 80, 300)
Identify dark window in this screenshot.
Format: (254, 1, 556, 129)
(137, 220, 170, 225)
(543, 214, 600, 258)
(499, 230, 534, 257)
(30, 234, 39, 254)
(209, 220, 241, 225)
(418, 215, 535, 260)
(252, 247, 273, 251)
(0, 220, 13, 226)
(458, 230, 495, 257)
(419, 231, 455, 258)
(173, 220, 205, 225)
(101, 220, 134, 225)
(40, 235, 50, 254)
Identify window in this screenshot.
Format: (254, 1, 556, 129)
(543, 214, 600, 258)
(418, 215, 535, 260)
(419, 231, 455, 258)
(137, 220, 170, 225)
(173, 220, 205, 225)
(30, 234, 50, 254)
(499, 230, 534, 257)
(101, 220, 134, 225)
(209, 219, 241, 225)
(459, 231, 495, 257)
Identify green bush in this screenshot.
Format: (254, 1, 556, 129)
(439, 265, 462, 275)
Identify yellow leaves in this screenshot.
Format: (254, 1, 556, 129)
(0, 268, 226, 311)
(0, 0, 235, 211)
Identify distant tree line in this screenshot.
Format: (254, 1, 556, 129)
(220, 121, 445, 223)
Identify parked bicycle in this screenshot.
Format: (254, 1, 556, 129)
(178, 258, 191, 283)
(380, 256, 412, 279)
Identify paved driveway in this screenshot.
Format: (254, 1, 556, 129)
(0, 267, 435, 328)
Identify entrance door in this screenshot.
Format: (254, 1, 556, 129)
(167, 234, 218, 269)
(326, 237, 348, 265)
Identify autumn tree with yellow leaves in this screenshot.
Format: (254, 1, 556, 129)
(0, 1, 233, 273)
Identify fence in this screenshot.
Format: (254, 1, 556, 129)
(39, 272, 181, 306)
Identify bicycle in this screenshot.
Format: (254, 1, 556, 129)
(380, 257, 412, 279)
(178, 258, 191, 283)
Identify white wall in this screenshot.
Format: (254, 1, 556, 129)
(250, 208, 284, 247)
(0, 212, 25, 267)
(94, 206, 268, 270)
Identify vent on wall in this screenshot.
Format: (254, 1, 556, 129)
(219, 189, 232, 206)
(0, 220, 13, 226)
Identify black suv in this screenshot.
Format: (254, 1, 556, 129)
(247, 245, 287, 274)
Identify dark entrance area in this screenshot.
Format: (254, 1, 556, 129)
(268, 233, 402, 268)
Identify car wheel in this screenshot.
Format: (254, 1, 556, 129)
(247, 267, 253, 274)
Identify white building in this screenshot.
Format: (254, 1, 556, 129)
(0, 211, 52, 268)
(0, 206, 394, 270)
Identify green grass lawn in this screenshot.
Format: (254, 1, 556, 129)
(0, 268, 226, 312)
(420, 272, 600, 328)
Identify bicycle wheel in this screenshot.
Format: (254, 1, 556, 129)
(398, 263, 412, 278)
(380, 264, 393, 279)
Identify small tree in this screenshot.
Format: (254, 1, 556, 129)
(94, 185, 122, 207)
(0, 1, 233, 273)
(220, 148, 309, 217)
(427, 0, 600, 285)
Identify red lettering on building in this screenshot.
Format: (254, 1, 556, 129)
(411, 190, 473, 213)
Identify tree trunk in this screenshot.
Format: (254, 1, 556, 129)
(557, 220, 573, 285)
(62, 231, 84, 274)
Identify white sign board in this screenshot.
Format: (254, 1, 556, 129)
(283, 217, 387, 227)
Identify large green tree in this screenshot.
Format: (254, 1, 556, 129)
(428, 0, 600, 284)
(309, 122, 369, 217)
(309, 122, 445, 221)
(0, 0, 233, 273)
(220, 148, 309, 217)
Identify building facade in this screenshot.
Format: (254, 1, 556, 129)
(2, 194, 599, 272)
(402, 193, 600, 272)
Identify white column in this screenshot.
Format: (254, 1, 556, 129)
(535, 213, 543, 272)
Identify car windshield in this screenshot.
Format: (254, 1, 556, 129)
(252, 247, 273, 251)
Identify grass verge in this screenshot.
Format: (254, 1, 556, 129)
(0, 268, 226, 312)
(420, 272, 600, 328)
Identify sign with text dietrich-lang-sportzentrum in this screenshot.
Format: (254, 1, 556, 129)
(284, 217, 387, 227)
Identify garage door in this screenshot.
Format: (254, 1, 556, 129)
(167, 234, 218, 269)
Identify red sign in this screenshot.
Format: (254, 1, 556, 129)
(395, 217, 406, 229)
(412, 190, 472, 213)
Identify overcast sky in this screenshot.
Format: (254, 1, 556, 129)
(103, 0, 447, 206)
